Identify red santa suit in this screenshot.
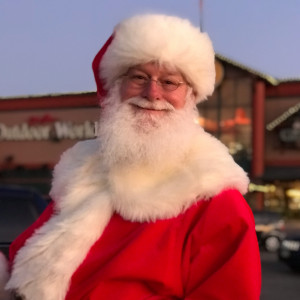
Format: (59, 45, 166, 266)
(4, 128, 261, 300)
(1, 13, 261, 300)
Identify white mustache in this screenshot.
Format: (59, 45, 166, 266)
(127, 97, 175, 111)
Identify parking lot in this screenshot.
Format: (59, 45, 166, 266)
(261, 250, 300, 300)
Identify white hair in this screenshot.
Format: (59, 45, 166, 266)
(97, 81, 200, 172)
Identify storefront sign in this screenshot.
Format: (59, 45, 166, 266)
(0, 121, 96, 141)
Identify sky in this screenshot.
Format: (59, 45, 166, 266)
(1, 0, 300, 98)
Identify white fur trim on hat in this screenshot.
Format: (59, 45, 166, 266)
(100, 14, 216, 103)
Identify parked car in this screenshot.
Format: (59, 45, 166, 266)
(0, 185, 48, 258)
(253, 210, 286, 252)
(278, 233, 300, 272)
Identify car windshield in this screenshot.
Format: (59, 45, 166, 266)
(0, 194, 43, 243)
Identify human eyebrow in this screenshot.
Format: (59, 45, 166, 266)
(160, 73, 185, 82)
(128, 68, 149, 76)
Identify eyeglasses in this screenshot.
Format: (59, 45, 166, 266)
(124, 73, 186, 92)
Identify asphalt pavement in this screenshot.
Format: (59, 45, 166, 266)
(260, 250, 300, 300)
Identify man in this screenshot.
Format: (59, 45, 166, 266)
(0, 14, 261, 300)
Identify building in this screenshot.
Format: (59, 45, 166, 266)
(0, 56, 299, 215)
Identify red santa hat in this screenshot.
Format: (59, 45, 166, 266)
(92, 14, 216, 104)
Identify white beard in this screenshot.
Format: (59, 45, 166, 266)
(97, 82, 201, 172)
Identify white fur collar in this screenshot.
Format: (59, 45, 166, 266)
(108, 129, 249, 221)
(6, 129, 249, 300)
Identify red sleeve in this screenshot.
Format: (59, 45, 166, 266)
(9, 201, 55, 264)
(184, 190, 261, 300)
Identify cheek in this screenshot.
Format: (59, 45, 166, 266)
(166, 91, 187, 109)
(120, 83, 139, 102)
(120, 83, 129, 102)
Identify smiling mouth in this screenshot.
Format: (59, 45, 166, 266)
(130, 103, 168, 112)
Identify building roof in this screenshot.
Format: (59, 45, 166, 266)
(216, 54, 300, 86)
(216, 54, 280, 85)
(0, 91, 95, 101)
(1, 54, 300, 100)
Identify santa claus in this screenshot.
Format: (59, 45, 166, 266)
(0, 14, 261, 300)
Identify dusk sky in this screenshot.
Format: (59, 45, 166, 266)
(1, 0, 299, 97)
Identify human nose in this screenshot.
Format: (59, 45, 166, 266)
(141, 79, 162, 101)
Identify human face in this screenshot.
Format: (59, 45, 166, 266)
(120, 62, 189, 111)
(98, 80, 200, 170)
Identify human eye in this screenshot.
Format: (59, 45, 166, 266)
(128, 72, 148, 85)
(162, 79, 177, 85)
(160, 78, 178, 88)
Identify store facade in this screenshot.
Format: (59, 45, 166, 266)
(0, 57, 299, 215)
(263, 82, 300, 217)
(0, 93, 99, 194)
